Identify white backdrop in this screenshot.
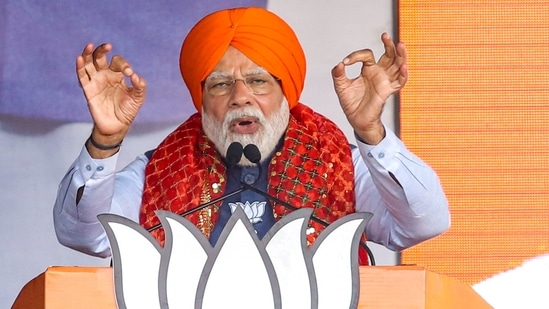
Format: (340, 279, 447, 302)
(0, 1, 396, 306)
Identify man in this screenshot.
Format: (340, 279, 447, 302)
(53, 7, 450, 265)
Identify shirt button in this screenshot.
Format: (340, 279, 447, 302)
(244, 174, 256, 185)
(97, 166, 104, 171)
(378, 152, 385, 159)
(86, 165, 92, 171)
(367, 152, 373, 158)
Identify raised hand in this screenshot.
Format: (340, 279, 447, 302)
(76, 43, 146, 153)
(331, 33, 408, 145)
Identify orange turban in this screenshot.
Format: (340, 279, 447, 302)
(179, 7, 306, 112)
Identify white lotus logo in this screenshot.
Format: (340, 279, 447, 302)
(98, 208, 372, 309)
(229, 200, 266, 224)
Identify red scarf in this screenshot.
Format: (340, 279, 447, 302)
(140, 103, 367, 264)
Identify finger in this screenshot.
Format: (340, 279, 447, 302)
(396, 41, 408, 64)
(381, 32, 396, 58)
(387, 49, 407, 79)
(92, 43, 112, 70)
(77, 43, 94, 86)
(76, 57, 89, 87)
(129, 72, 147, 93)
(377, 33, 397, 68)
(341, 49, 376, 67)
(80, 43, 95, 66)
(78, 43, 95, 73)
(331, 62, 346, 79)
(109, 55, 133, 75)
(393, 42, 408, 85)
(398, 63, 408, 88)
(331, 62, 351, 88)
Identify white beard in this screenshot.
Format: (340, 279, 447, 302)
(202, 99, 290, 166)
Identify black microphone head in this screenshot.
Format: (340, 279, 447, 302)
(243, 144, 261, 164)
(226, 142, 243, 166)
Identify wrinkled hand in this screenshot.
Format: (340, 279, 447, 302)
(76, 43, 146, 144)
(332, 33, 407, 145)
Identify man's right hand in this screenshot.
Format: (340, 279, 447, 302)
(76, 43, 147, 157)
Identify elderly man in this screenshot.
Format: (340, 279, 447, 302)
(53, 7, 450, 265)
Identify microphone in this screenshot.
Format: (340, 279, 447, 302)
(226, 142, 244, 165)
(241, 144, 376, 265)
(243, 144, 261, 163)
(147, 142, 247, 233)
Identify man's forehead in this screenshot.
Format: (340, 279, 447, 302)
(206, 67, 269, 79)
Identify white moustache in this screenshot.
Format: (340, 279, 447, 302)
(223, 107, 266, 127)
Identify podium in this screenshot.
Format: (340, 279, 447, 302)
(12, 265, 492, 308)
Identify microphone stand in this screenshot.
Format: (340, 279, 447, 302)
(144, 142, 375, 265)
(147, 186, 247, 233)
(240, 181, 376, 266)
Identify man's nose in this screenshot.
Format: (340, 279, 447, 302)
(229, 79, 253, 107)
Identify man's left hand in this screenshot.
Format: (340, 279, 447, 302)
(331, 32, 408, 145)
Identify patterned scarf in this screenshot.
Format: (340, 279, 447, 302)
(140, 103, 367, 263)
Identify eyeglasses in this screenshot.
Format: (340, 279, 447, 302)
(203, 73, 280, 96)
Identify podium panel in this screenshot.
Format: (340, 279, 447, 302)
(12, 267, 116, 309)
(13, 265, 492, 308)
(358, 265, 493, 308)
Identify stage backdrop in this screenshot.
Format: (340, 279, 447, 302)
(399, 0, 549, 285)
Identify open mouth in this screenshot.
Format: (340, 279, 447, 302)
(230, 116, 259, 134)
(238, 120, 253, 126)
